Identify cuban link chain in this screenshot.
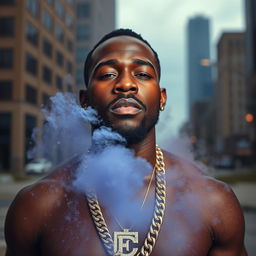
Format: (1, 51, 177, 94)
(86, 146, 166, 255)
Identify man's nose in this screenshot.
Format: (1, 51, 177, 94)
(113, 72, 138, 94)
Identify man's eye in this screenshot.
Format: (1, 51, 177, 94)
(98, 73, 116, 80)
(135, 73, 152, 80)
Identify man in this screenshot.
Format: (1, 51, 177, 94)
(5, 29, 247, 255)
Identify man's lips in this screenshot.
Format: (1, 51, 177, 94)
(109, 98, 143, 115)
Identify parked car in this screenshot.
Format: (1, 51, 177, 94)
(25, 158, 52, 174)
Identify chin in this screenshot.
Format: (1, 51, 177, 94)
(112, 117, 159, 145)
(113, 125, 146, 145)
(97, 111, 160, 145)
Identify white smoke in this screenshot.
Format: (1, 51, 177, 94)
(28, 92, 98, 164)
(29, 92, 153, 225)
(27, 92, 217, 252)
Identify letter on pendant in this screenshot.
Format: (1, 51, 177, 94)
(114, 229, 138, 256)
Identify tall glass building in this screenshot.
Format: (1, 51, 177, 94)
(186, 15, 213, 113)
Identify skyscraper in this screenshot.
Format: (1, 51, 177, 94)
(187, 15, 212, 113)
(186, 15, 214, 157)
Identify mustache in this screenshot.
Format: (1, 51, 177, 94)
(106, 94, 147, 112)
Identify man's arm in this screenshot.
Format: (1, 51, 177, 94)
(207, 179, 247, 256)
(4, 178, 61, 256)
(4, 185, 44, 256)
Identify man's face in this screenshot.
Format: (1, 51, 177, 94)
(85, 36, 166, 144)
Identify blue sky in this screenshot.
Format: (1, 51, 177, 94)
(117, 0, 245, 139)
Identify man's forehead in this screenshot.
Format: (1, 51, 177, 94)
(90, 36, 156, 64)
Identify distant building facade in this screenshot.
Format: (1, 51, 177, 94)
(216, 32, 250, 161)
(187, 15, 212, 111)
(186, 15, 214, 158)
(75, 0, 116, 88)
(0, 0, 78, 174)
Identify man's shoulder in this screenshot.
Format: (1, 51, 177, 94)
(8, 155, 82, 220)
(163, 149, 207, 179)
(163, 149, 241, 214)
(163, 150, 245, 249)
(7, 177, 66, 223)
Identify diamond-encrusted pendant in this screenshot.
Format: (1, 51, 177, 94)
(113, 229, 138, 256)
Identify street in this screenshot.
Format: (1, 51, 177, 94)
(0, 176, 256, 256)
(244, 210, 256, 256)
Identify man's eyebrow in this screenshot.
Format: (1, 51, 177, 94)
(94, 59, 118, 72)
(93, 58, 156, 74)
(132, 59, 155, 70)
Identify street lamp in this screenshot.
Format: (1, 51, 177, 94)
(245, 113, 254, 123)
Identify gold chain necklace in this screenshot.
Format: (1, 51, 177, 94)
(86, 146, 166, 256)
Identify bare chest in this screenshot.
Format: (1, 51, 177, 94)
(39, 195, 213, 256)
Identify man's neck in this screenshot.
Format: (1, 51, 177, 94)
(128, 128, 157, 168)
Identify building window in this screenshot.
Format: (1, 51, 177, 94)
(67, 39, 73, 52)
(0, 113, 11, 170)
(76, 25, 91, 40)
(25, 84, 37, 105)
(43, 38, 52, 58)
(0, 48, 13, 68)
(56, 75, 63, 90)
(56, 51, 64, 68)
(42, 93, 51, 108)
(0, 80, 12, 100)
(42, 9, 53, 32)
(55, 24, 64, 43)
(26, 0, 39, 17)
(55, 0, 65, 19)
(0, 17, 14, 37)
(65, 14, 73, 29)
(66, 61, 72, 74)
(26, 22, 38, 46)
(77, 3, 90, 18)
(0, 0, 15, 5)
(25, 114, 37, 163)
(26, 53, 37, 76)
(42, 65, 52, 85)
(76, 47, 89, 62)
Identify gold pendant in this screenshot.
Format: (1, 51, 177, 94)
(113, 229, 138, 256)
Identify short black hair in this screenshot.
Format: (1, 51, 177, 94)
(83, 28, 161, 87)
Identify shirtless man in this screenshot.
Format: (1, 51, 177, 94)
(5, 29, 247, 255)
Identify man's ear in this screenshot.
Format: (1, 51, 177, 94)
(79, 89, 88, 108)
(160, 88, 167, 109)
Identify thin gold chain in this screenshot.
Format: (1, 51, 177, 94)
(141, 165, 156, 208)
(114, 164, 156, 231)
(86, 145, 166, 255)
